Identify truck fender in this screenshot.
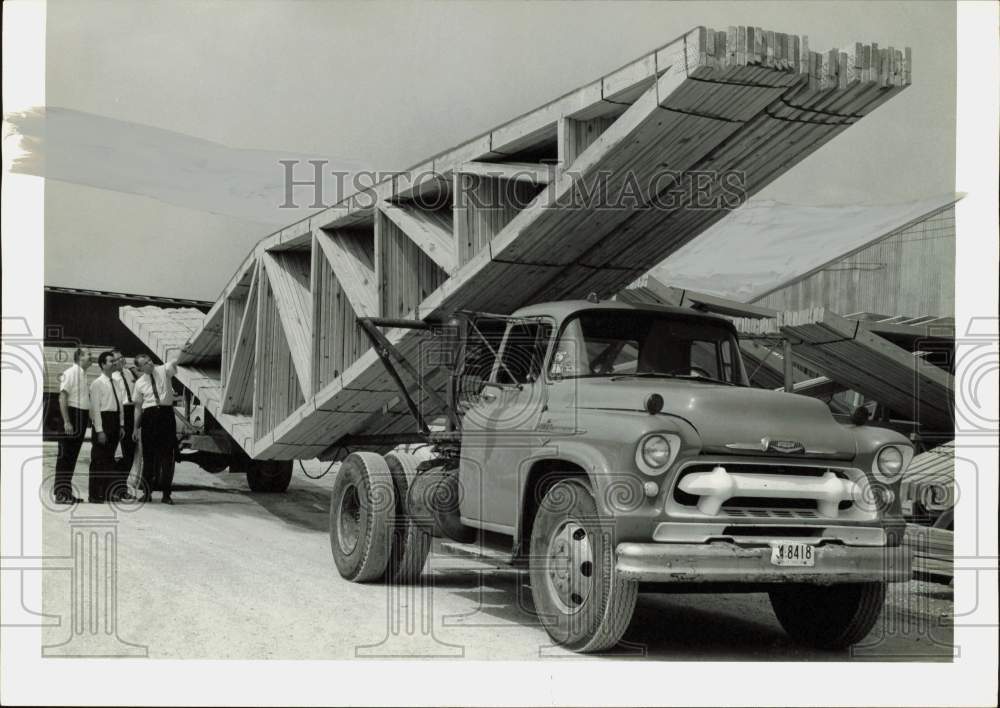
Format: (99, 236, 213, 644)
(514, 440, 620, 554)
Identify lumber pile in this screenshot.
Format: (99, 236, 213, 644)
(735, 308, 953, 430)
(900, 441, 956, 519)
(120, 306, 257, 452)
(903, 523, 954, 584)
(122, 26, 912, 459)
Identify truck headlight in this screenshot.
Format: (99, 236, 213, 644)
(873, 445, 907, 481)
(635, 433, 681, 476)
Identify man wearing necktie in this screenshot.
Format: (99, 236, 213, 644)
(55, 348, 93, 503)
(88, 351, 124, 503)
(132, 353, 179, 505)
(111, 350, 138, 499)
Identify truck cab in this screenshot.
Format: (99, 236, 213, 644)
(329, 299, 913, 653)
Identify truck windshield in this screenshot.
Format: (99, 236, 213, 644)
(549, 309, 747, 385)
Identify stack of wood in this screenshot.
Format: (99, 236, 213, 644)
(903, 523, 954, 585)
(734, 308, 953, 430)
(122, 25, 912, 459)
(900, 441, 956, 522)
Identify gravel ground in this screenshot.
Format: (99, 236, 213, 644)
(41, 445, 954, 661)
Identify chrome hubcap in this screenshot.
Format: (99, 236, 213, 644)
(545, 521, 594, 614)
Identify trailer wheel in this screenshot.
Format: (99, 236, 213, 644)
(246, 460, 292, 493)
(768, 582, 885, 649)
(528, 479, 637, 653)
(329, 452, 395, 583)
(383, 452, 432, 583)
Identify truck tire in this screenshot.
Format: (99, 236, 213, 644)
(246, 460, 293, 493)
(528, 479, 638, 653)
(768, 582, 885, 649)
(383, 452, 432, 583)
(329, 452, 395, 583)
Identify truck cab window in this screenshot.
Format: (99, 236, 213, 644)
(550, 309, 747, 385)
(495, 321, 552, 385)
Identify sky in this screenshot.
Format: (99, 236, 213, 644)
(36, 0, 956, 301)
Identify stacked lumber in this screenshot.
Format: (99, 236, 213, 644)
(122, 25, 912, 459)
(900, 441, 956, 519)
(735, 308, 953, 429)
(903, 523, 954, 584)
(120, 306, 256, 453)
(619, 275, 778, 319)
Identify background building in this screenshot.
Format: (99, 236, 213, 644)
(753, 202, 956, 319)
(43, 286, 211, 436)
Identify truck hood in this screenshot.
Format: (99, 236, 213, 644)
(570, 378, 857, 460)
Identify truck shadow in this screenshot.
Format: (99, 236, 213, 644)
(239, 484, 331, 533)
(624, 594, 809, 660)
(428, 566, 813, 659)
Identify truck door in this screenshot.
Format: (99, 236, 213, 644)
(459, 317, 553, 531)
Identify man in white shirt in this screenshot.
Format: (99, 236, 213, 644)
(55, 348, 93, 504)
(132, 354, 179, 504)
(88, 351, 124, 503)
(111, 350, 138, 494)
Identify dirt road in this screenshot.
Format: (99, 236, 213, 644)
(41, 447, 954, 660)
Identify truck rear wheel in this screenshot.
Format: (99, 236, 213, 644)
(528, 479, 637, 653)
(768, 582, 885, 649)
(383, 452, 432, 583)
(329, 452, 395, 582)
(246, 460, 292, 493)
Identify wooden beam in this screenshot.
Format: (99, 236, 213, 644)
(376, 209, 448, 320)
(782, 338, 795, 392)
(314, 228, 378, 317)
(376, 202, 457, 274)
(261, 251, 313, 396)
(453, 174, 543, 267)
(177, 249, 257, 365)
(311, 230, 371, 392)
(458, 161, 554, 184)
(452, 172, 471, 273)
(558, 116, 617, 169)
(220, 265, 259, 414)
(620, 276, 778, 319)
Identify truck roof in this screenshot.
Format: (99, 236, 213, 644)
(510, 299, 735, 326)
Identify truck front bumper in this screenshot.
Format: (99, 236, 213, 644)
(615, 541, 911, 584)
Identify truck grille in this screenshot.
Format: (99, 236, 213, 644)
(670, 462, 875, 521)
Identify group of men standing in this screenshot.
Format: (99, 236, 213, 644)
(54, 348, 179, 506)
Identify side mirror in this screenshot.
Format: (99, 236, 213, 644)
(850, 406, 870, 426)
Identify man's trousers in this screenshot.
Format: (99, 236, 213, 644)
(88, 412, 121, 502)
(55, 406, 89, 499)
(140, 406, 177, 499)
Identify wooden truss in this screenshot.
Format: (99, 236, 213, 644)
(121, 26, 912, 459)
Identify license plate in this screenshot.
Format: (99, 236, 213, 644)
(770, 542, 815, 567)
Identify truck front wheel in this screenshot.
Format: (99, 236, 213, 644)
(528, 479, 638, 653)
(768, 582, 885, 649)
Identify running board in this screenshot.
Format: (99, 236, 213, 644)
(437, 538, 516, 568)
